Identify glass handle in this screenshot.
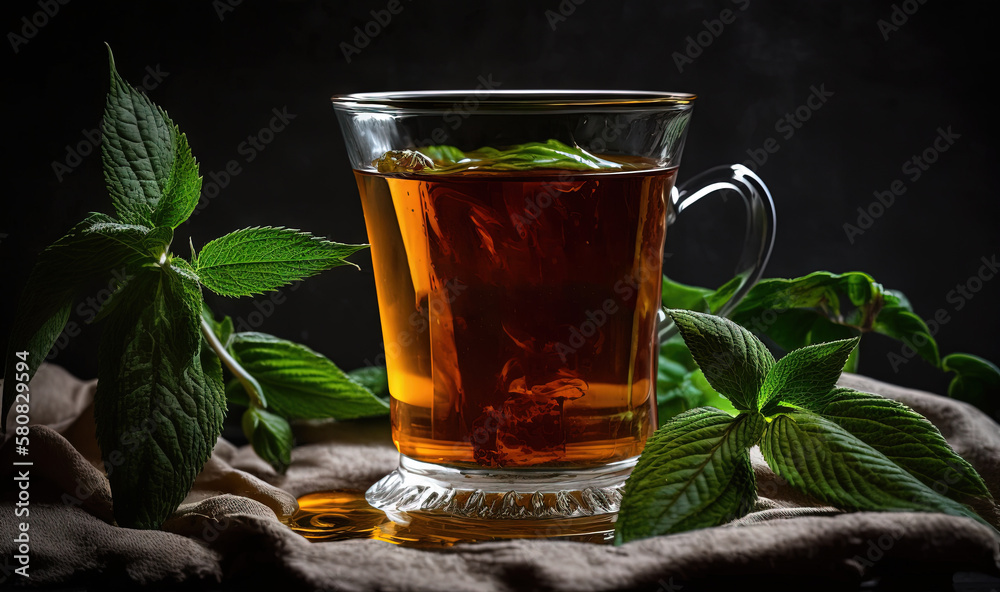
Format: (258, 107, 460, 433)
(657, 164, 777, 341)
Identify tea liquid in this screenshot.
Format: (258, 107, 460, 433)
(356, 161, 674, 468)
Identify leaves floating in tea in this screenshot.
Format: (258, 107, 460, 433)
(373, 138, 636, 173)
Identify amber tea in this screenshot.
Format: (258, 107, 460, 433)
(356, 158, 675, 469)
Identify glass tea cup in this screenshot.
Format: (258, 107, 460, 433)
(331, 90, 775, 529)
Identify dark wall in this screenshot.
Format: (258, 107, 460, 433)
(2, 0, 997, 399)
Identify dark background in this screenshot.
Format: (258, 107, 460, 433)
(2, 1, 997, 413)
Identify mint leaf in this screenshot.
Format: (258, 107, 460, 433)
(943, 353, 1000, 408)
(661, 276, 714, 313)
(728, 271, 879, 351)
(226, 332, 389, 420)
(242, 407, 293, 472)
(727, 272, 940, 371)
(657, 338, 735, 422)
(661, 274, 742, 315)
(732, 271, 883, 328)
(758, 337, 859, 412)
(152, 125, 202, 229)
(347, 366, 390, 402)
(874, 292, 940, 367)
(376, 139, 631, 174)
(194, 227, 367, 297)
(102, 48, 200, 228)
(95, 262, 225, 528)
(2, 214, 154, 432)
(456, 139, 625, 170)
(806, 388, 990, 500)
(761, 410, 988, 526)
(666, 309, 774, 411)
(615, 408, 763, 543)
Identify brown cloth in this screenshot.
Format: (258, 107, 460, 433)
(1, 364, 999, 589)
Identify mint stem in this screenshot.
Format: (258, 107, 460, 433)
(199, 316, 267, 408)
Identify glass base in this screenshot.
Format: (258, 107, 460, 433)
(365, 455, 636, 525)
(288, 489, 619, 546)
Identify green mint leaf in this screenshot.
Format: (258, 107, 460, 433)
(2, 214, 154, 432)
(729, 271, 881, 350)
(673, 273, 942, 373)
(375, 139, 630, 174)
(942, 353, 1000, 408)
(761, 410, 988, 526)
(734, 271, 883, 325)
(657, 337, 735, 423)
(242, 406, 293, 473)
(346, 366, 390, 402)
(194, 227, 367, 297)
(661, 276, 714, 314)
(704, 276, 744, 314)
(153, 125, 202, 229)
(759, 337, 859, 412)
(806, 388, 990, 500)
(666, 309, 774, 412)
(225, 332, 389, 420)
(874, 294, 940, 367)
(661, 274, 742, 315)
(615, 408, 763, 543)
(102, 47, 201, 228)
(453, 139, 625, 171)
(95, 262, 225, 528)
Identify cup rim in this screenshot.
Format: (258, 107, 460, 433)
(330, 90, 696, 112)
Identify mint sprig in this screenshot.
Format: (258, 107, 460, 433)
(1, 47, 381, 529)
(616, 310, 994, 543)
(657, 271, 1000, 421)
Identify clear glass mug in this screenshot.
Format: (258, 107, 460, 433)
(331, 91, 775, 526)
